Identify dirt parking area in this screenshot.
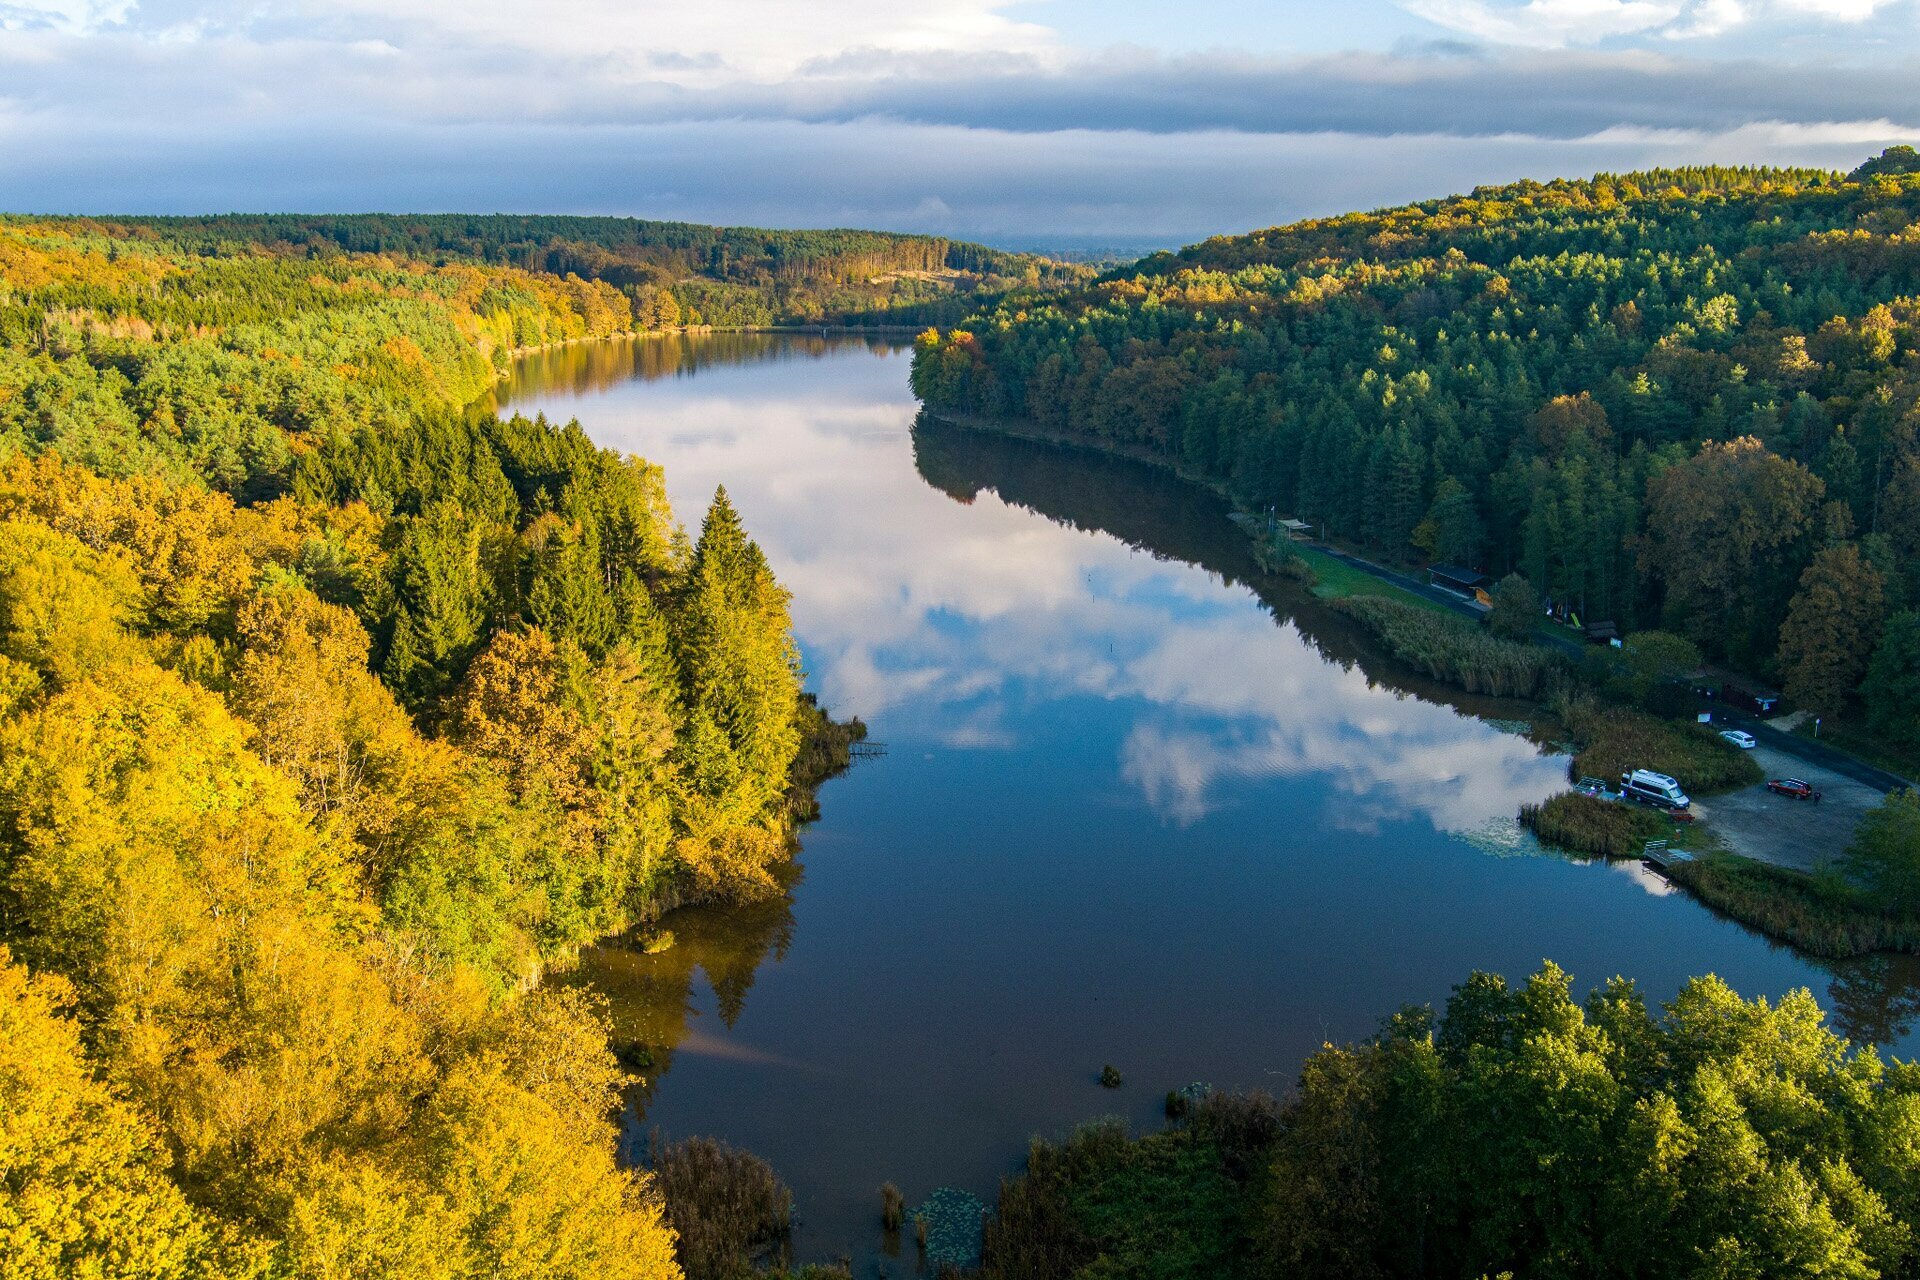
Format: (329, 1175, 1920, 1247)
(1689, 744, 1884, 874)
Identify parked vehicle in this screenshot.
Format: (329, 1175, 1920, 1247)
(1621, 768, 1691, 811)
(1719, 729, 1756, 749)
(1766, 778, 1823, 802)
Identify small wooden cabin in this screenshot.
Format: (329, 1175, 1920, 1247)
(1428, 565, 1493, 602)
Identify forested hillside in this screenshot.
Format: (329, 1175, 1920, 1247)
(914, 151, 1920, 738)
(60, 212, 1081, 331)
(0, 215, 840, 1276)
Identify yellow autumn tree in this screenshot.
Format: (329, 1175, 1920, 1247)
(408, 1062, 681, 1280)
(0, 664, 429, 1213)
(0, 522, 143, 689)
(0, 947, 238, 1280)
(450, 626, 635, 954)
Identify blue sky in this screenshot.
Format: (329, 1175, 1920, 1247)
(0, 0, 1915, 245)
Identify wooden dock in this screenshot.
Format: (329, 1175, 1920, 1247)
(1641, 840, 1694, 870)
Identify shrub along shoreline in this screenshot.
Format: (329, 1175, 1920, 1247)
(1519, 789, 1674, 858)
(1665, 854, 1920, 958)
(1555, 694, 1764, 794)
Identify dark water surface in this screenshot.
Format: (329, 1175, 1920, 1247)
(496, 333, 1920, 1267)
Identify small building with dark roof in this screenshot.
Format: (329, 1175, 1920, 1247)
(1428, 565, 1493, 597)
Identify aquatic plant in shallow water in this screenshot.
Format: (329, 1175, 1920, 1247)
(1449, 815, 1552, 860)
(914, 1187, 987, 1270)
(1166, 1081, 1213, 1121)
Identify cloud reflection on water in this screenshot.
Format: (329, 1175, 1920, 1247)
(498, 334, 1570, 835)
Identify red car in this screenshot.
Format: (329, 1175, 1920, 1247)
(1766, 778, 1823, 802)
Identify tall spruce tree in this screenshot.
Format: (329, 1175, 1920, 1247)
(666, 488, 801, 899)
(381, 500, 496, 711)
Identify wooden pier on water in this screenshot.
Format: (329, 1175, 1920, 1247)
(849, 741, 888, 761)
(1641, 840, 1694, 871)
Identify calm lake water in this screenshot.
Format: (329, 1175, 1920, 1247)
(496, 332, 1920, 1267)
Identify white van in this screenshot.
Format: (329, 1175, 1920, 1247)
(1621, 769, 1690, 811)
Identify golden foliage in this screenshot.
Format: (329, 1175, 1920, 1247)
(0, 948, 234, 1280)
(413, 1064, 681, 1280)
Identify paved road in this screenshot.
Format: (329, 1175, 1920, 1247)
(1711, 712, 1916, 795)
(1304, 540, 1913, 795)
(1691, 744, 1884, 873)
(1306, 542, 1583, 659)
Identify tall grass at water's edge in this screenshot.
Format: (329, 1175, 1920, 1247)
(1520, 791, 1674, 859)
(1330, 594, 1553, 698)
(1666, 856, 1920, 959)
(1552, 693, 1764, 794)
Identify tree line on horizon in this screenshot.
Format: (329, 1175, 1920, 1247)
(913, 152, 1920, 746)
(34, 211, 1085, 335)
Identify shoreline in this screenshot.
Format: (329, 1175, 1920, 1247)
(494, 322, 924, 378)
(923, 407, 1241, 501)
(922, 406, 1917, 966)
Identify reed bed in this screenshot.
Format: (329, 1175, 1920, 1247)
(1331, 595, 1552, 697)
(982, 1095, 1276, 1280)
(1666, 856, 1920, 959)
(1555, 695, 1762, 793)
(1520, 790, 1671, 858)
(651, 1134, 794, 1280)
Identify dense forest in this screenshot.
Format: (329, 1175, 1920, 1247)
(51, 212, 1082, 333)
(0, 214, 847, 1276)
(914, 150, 1920, 744)
(0, 212, 1066, 502)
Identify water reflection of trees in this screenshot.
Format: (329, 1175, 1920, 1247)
(1826, 952, 1920, 1047)
(909, 412, 1539, 727)
(911, 412, 1920, 1044)
(559, 863, 800, 1156)
(493, 332, 907, 403)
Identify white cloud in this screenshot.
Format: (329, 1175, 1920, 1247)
(1775, 0, 1900, 17)
(234, 0, 1058, 82)
(1397, 0, 1910, 43)
(1663, 0, 1748, 37)
(0, 0, 1913, 232)
(1399, 0, 1687, 45)
(0, 0, 132, 33)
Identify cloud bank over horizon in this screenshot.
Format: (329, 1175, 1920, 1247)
(0, 0, 1915, 244)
